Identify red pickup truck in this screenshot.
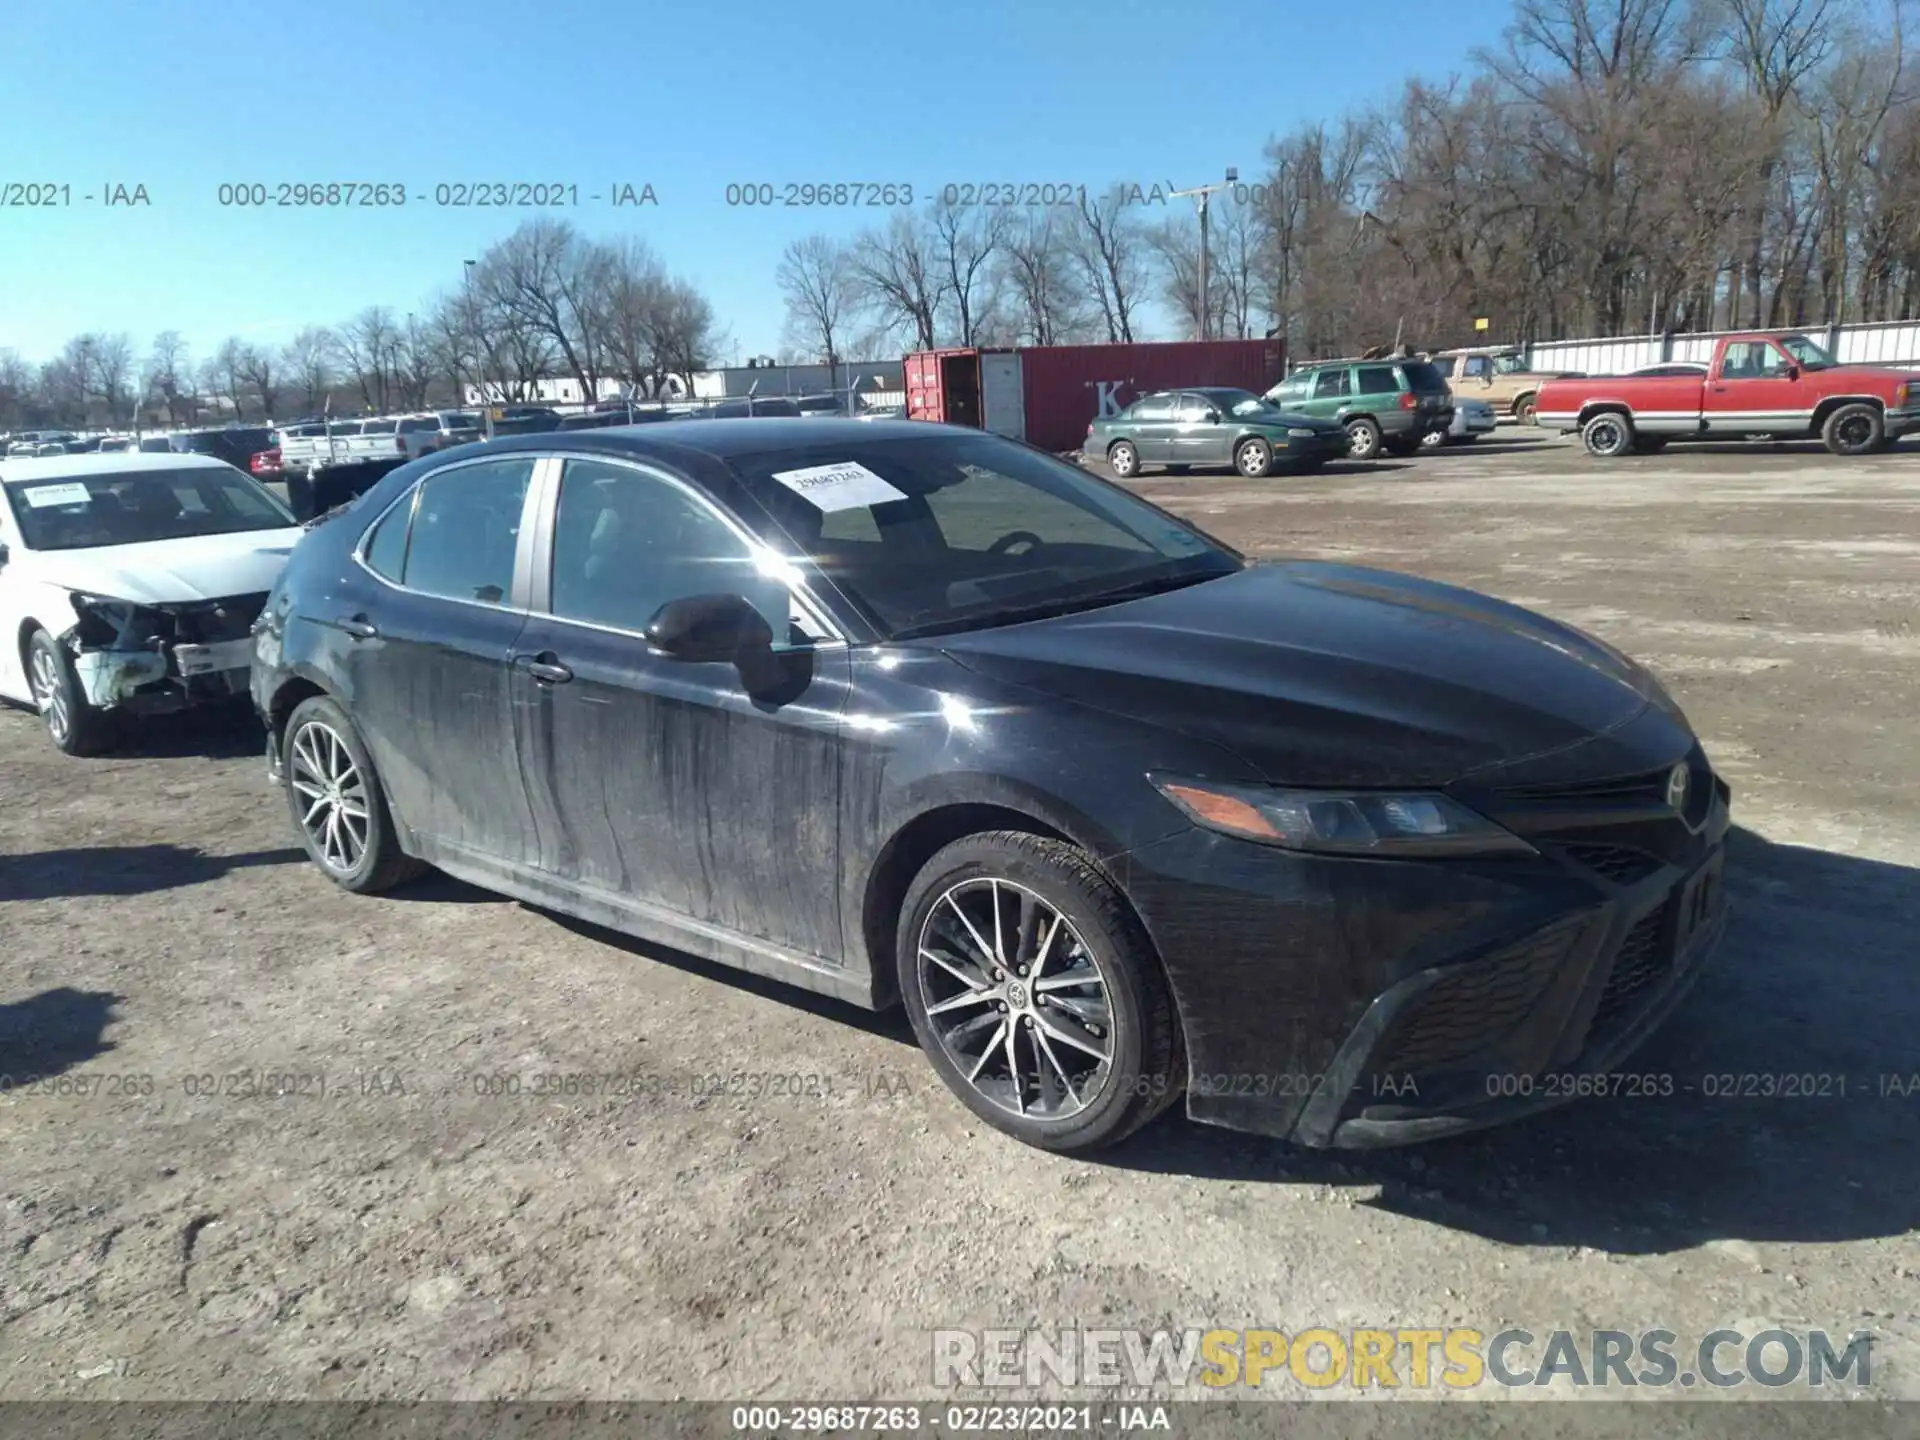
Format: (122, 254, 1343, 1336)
(1534, 331, 1920, 458)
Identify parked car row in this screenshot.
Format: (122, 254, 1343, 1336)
(0, 418, 1731, 1161)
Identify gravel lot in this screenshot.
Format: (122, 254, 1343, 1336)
(2, 431, 1916, 1404)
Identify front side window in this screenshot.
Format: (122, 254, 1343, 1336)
(728, 431, 1238, 640)
(381, 457, 534, 604)
(1462, 356, 1492, 380)
(1778, 334, 1836, 370)
(1173, 393, 1215, 422)
(2, 466, 294, 551)
(1128, 395, 1176, 421)
(1311, 368, 1351, 400)
(1721, 341, 1792, 379)
(548, 458, 799, 642)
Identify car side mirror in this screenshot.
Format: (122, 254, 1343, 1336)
(1204, 409, 1221, 423)
(645, 592, 774, 663)
(1785, 364, 1801, 380)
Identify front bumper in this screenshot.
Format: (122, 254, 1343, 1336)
(1882, 405, 1920, 437)
(1112, 750, 1731, 1147)
(72, 638, 254, 714)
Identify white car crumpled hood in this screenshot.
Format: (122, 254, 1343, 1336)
(38, 528, 303, 605)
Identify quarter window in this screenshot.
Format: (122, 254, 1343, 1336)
(549, 458, 801, 643)
(385, 458, 534, 604)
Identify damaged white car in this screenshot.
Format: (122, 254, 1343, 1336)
(0, 453, 302, 754)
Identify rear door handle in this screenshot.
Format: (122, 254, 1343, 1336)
(514, 653, 573, 685)
(336, 614, 377, 639)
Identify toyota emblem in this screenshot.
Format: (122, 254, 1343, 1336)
(1666, 762, 1690, 810)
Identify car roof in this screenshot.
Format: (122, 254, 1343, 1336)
(466, 416, 944, 464)
(0, 451, 235, 480)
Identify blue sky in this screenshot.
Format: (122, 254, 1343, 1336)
(0, 0, 1513, 367)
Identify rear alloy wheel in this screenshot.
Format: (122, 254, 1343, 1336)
(1581, 412, 1634, 458)
(1344, 417, 1383, 460)
(25, 628, 111, 756)
(1235, 437, 1273, 477)
(1107, 441, 1139, 478)
(283, 695, 425, 893)
(1822, 402, 1884, 457)
(898, 831, 1182, 1154)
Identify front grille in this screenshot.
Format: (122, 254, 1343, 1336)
(1379, 918, 1584, 1076)
(169, 592, 269, 644)
(1590, 905, 1673, 1031)
(1501, 768, 1671, 805)
(1562, 842, 1664, 885)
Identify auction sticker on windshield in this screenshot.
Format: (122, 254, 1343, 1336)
(20, 483, 93, 508)
(770, 461, 908, 513)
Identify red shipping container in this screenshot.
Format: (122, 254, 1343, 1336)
(903, 340, 1286, 451)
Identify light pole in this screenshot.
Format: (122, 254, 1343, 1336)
(1170, 167, 1238, 342)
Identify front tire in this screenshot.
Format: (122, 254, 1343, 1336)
(282, 695, 424, 893)
(1513, 394, 1538, 427)
(1344, 417, 1383, 460)
(1234, 437, 1273, 477)
(1420, 427, 1449, 448)
(1581, 411, 1634, 458)
(25, 628, 112, 756)
(897, 831, 1182, 1154)
(1107, 441, 1139, 479)
(1823, 402, 1884, 457)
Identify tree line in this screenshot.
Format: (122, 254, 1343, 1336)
(0, 219, 723, 431)
(777, 0, 1920, 361)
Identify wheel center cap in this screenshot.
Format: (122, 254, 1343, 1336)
(1005, 981, 1028, 1009)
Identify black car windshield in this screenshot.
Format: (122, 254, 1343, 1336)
(3, 467, 294, 551)
(727, 432, 1241, 639)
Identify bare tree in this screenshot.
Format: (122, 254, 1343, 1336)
(335, 308, 400, 412)
(848, 211, 944, 349)
(281, 328, 334, 413)
(234, 343, 280, 420)
(777, 235, 856, 364)
(1064, 186, 1150, 343)
(930, 199, 1010, 345)
(144, 331, 191, 424)
(994, 210, 1095, 345)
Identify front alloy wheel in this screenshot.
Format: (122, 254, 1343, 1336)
(26, 628, 109, 756)
(898, 831, 1182, 1153)
(918, 878, 1114, 1121)
(1235, 437, 1273, 477)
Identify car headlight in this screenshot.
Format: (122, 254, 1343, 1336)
(1151, 775, 1535, 857)
(69, 593, 171, 648)
(1288, 427, 1319, 439)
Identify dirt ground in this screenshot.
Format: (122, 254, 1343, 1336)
(1, 431, 1916, 1405)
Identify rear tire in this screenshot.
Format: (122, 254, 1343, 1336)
(1581, 411, 1634, 459)
(25, 628, 113, 756)
(897, 831, 1183, 1154)
(1107, 441, 1139, 479)
(282, 695, 425, 894)
(1822, 402, 1884, 457)
(1344, 417, 1383, 460)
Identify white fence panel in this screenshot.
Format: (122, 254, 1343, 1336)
(1831, 321, 1920, 367)
(1527, 335, 1662, 374)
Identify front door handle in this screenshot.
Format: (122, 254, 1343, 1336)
(336, 614, 377, 639)
(514, 653, 573, 685)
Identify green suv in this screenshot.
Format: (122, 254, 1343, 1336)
(1265, 358, 1454, 459)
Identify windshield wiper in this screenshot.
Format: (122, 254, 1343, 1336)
(891, 568, 1227, 640)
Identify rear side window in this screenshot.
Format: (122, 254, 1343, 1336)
(1129, 395, 1176, 420)
(386, 458, 535, 605)
(1355, 366, 1399, 396)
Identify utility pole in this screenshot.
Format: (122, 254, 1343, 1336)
(464, 258, 492, 438)
(1170, 167, 1238, 342)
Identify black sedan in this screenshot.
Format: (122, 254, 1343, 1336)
(1087, 388, 1350, 479)
(250, 420, 1728, 1154)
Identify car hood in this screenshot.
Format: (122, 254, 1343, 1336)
(1251, 410, 1343, 433)
(938, 561, 1659, 788)
(29, 528, 303, 604)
